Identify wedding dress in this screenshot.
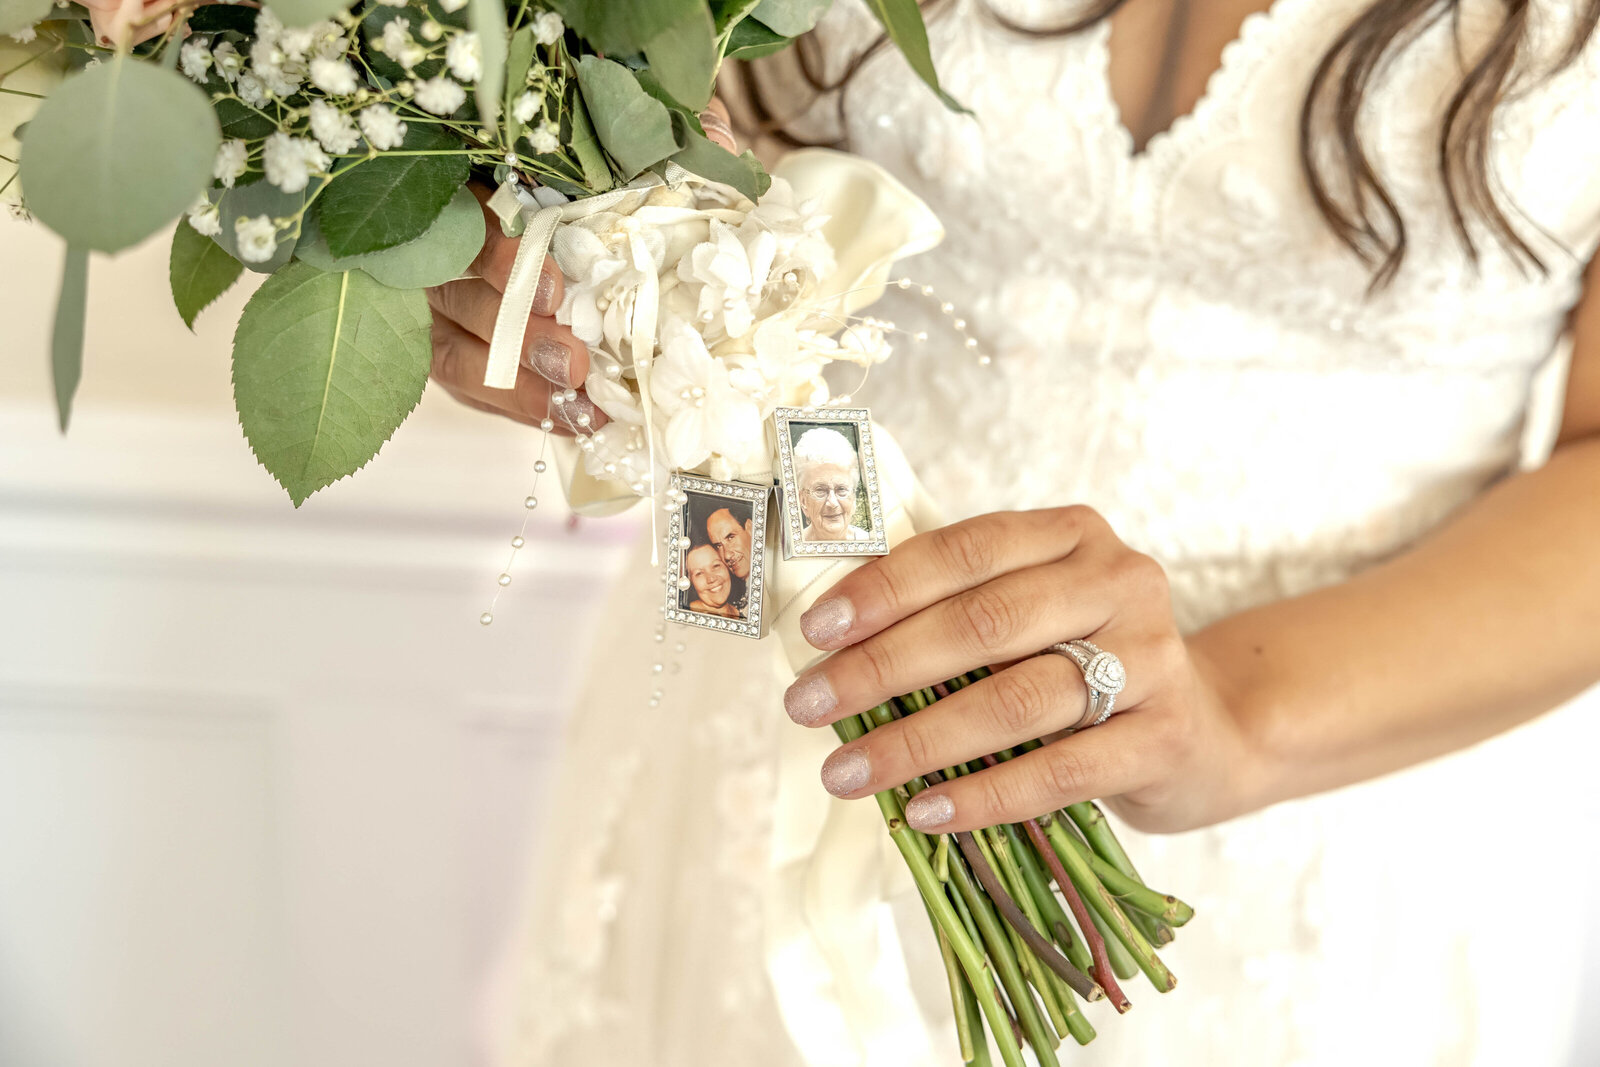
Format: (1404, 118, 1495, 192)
(491, 1, 1600, 1064)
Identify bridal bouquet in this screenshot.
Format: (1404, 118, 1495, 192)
(3, 0, 1195, 1062)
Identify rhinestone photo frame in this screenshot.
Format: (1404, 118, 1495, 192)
(663, 475, 771, 639)
(773, 407, 889, 560)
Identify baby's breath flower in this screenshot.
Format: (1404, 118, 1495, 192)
(309, 55, 358, 95)
(526, 119, 559, 155)
(512, 91, 538, 124)
(9, 26, 37, 43)
(446, 32, 481, 82)
(438, 0, 468, 12)
(179, 37, 213, 82)
(379, 18, 426, 70)
(254, 7, 282, 44)
(309, 99, 361, 154)
(213, 139, 249, 187)
(212, 40, 244, 83)
(357, 104, 407, 150)
(411, 74, 466, 116)
(187, 193, 222, 236)
(420, 19, 442, 42)
(236, 71, 269, 106)
(234, 214, 279, 263)
(262, 132, 328, 193)
(532, 11, 563, 45)
(277, 25, 314, 61)
(308, 20, 346, 60)
(375, 0, 407, 7)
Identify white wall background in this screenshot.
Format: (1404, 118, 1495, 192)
(5, 215, 1600, 1067)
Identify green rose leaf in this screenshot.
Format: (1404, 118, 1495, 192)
(724, 16, 789, 60)
(216, 97, 277, 141)
(502, 25, 536, 147)
(568, 92, 613, 193)
(861, 0, 969, 114)
(232, 262, 433, 507)
(266, 0, 356, 31)
(644, 2, 718, 110)
(295, 184, 483, 289)
(51, 243, 88, 432)
(670, 120, 769, 202)
(0, 0, 50, 36)
(19, 56, 220, 253)
(171, 217, 244, 330)
(555, 0, 704, 57)
(468, 0, 508, 127)
(207, 176, 316, 273)
(314, 124, 469, 258)
(575, 55, 681, 180)
(750, 0, 830, 36)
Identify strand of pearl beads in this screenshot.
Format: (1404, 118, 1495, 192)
(478, 423, 554, 626)
(891, 276, 992, 367)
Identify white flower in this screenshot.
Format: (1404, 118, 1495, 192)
(532, 10, 563, 45)
(262, 132, 328, 193)
(179, 37, 212, 82)
(308, 19, 346, 60)
(309, 56, 358, 95)
(254, 7, 282, 44)
(419, 19, 442, 42)
(235, 214, 279, 263)
(678, 219, 777, 341)
(212, 139, 248, 187)
(308, 99, 360, 154)
(512, 90, 539, 124)
(187, 193, 222, 236)
(250, 35, 305, 97)
(212, 40, 244, 83)
(649, 317, 763, 471)
(379, 18, 426, 69)
(9, 26, 37, 43)
(277, 25, 314, 61)
(446, 31, 481, 82)
(376, 0, 406, 6)
(724, 316, 831, 413)
(438, 0, 468, 12)
(357, 104, 407, 150)
(526, 120, 559, 155)
(411, 74, 466, 116)
(236, 71, 269, 106)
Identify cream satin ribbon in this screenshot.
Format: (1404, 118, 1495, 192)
(541, 149, 952, 1064)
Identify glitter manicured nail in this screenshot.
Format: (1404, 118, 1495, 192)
(532, 266, 558, 316)
(784, 671, 836, 725)
(800, 597, 854, 647)
(527, 336, 574, 387)
(906, 792, 955, 830)
(820, 748, 871, 796)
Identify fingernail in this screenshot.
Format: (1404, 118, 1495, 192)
(820, 747, 871, 797)
(784, 671, 836, 726)
(526, 336, 574, 387)
(553, 392, 603, 433)
(800, 597, 854, 647)
(699, 109, 735, 148)
(906, 792, 955, 830)
(532, 266, 558, 316)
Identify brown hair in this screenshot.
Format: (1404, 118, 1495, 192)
(735, 0, 1600, 290)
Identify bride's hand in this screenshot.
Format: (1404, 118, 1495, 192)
(784, 506, 1272, 835)
(425, 101, 735, 431)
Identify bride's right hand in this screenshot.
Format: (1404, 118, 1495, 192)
(425, 102, 737, 432)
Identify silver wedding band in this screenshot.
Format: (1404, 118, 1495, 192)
(1043, 639, 1126, 731)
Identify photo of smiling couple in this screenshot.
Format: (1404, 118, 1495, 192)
(680, 495, 757, 620)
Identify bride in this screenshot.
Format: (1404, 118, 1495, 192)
(424, 1, 1600, 1063)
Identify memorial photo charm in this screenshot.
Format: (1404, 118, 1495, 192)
(772, 407, 889, 559)
(663, 475, 772, 639)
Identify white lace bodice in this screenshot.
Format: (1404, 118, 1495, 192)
(818, 0, 1600, 629)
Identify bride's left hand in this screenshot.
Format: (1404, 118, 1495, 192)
(784, 506, 1272, 835)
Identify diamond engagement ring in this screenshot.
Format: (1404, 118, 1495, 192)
(1044, 639, 1127, 730)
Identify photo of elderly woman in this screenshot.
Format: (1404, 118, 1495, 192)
(789, 424, 872, 542)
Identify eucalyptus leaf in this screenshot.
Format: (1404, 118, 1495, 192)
(724, 16, 789, 60)
(554, 0, 705, 57)
(295, 184, 483, 289)
(643, 2, 718, 110)
(468, 0, 507, 127)
(314, 124, 469, 258)
(19, 57, 220, 253)
(232, 262, 433, 507)
(670, 121, 769, 202)
(575, 55, 680, 180)
(750, 0, 829, 36)
(0, 0, 51, 37)
(171, 217, 244, 329)
(51, 243, 88, 433)
(502, 26, 535, 146)
(208, 177, 315, 273)
(264, 0, 356, 30)
(711, 0, 762, 34)
(567, 92, 612, 192)
(861, 0, 969, 114)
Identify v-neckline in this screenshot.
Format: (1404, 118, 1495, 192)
(1093, 0, 1298, 169)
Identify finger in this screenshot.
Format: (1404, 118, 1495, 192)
(436, 384, 544, 428)
(427, 277, 589, 389)
(463, 182, 564, 308)
(797, 507, 1108, 651)
(429, 313, 605, 433)
(700, 100, 738, 151)
(899, 713, 1167, 833)
(786, 550, 1141, 727)
(814, 643, 1163, 800)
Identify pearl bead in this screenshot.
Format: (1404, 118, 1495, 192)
(965, 337, 979, 349)
(652, 663, 664, 673)
(978, 354, 993, 366)
(534, 460, 547, 473)
(939, 301, 954, 313)
(677, 576, 691, 589)
(922, 285, 935, 296)
(837, 394, 852, 404)
(479, 612, 494, 626)
(603, 462, 616, 474)
(674, 642, 685, 653)
(551, 393, 566, 406)
(690, 386, 704, 398)
(524, 495, 538, 509)
(511, 536, 525, 548)
(498, 573, 512, 586)
(540, 418, 555, 433)
(591, 430, 605, 444)
(578, 438, 594, 451)
(564, 389, 577, 402)
(576, 413, 592, 427)
(678, 536, 691, 548)
(952, 318, 966, 330)
(647, 697, 661, 708)
(655, 632, 666, 642)
(896, 278, 911, 289)
(605, 363, 622, 380)
(913, 331, 928, 342)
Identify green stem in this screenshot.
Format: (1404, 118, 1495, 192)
(928, 901, 977, 1065)
(981, 825, 1071, 1039)
(1044, 816, 1193, 925)
(0, 86, 44, 98)
(1086, 901, 1138, 981)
